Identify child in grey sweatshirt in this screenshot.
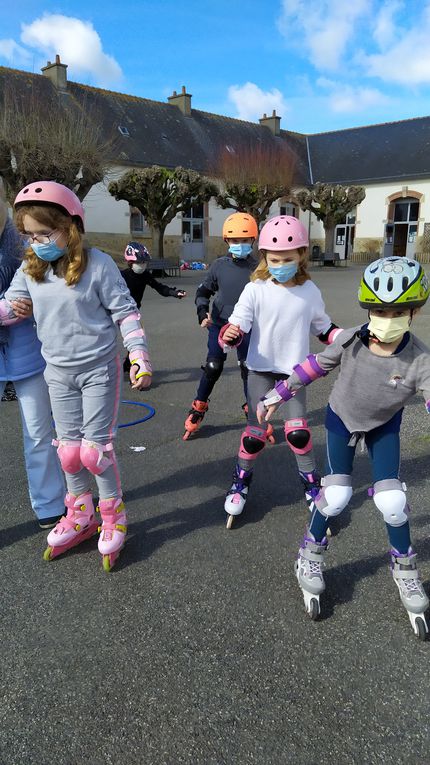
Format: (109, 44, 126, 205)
(0, 180, 152, 571)
(258, 256, 430, 639)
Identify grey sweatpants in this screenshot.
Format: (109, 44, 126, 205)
(44, 355, 123, 499)
(243, 370, 316, 474)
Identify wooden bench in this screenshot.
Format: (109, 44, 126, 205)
(147, 258, 181, 277)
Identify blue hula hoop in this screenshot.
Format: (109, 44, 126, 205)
(118, 400, 156, 429)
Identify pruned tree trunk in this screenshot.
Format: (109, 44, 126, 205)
(324, 225, 335, 254)
(151, 226, 166, 259)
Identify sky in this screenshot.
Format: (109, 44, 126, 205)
(1, 0, 430, 134)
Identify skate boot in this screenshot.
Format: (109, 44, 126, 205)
(391, 547, 429, 640)
(183, 399, 209, 440)
(97, 497, 127, 572)
(43, 491, 98, 561)
(224, 465, 253, 529)
(295, 534, 328, 620)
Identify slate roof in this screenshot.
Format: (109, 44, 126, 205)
(307, 117, 430, 185)
(1, 65, 430, 188)
(0, 66, 309, 185)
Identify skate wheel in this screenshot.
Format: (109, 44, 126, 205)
(267, 435, 275, 445)
(226, 514, 234, 529)
(43, 546, 54, 561)
(414, 617, 427, 641)
(326, 527, 332, 538)
(308, 598, 320, 620)
(102, 554, 114, 572)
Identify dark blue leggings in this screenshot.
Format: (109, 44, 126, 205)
(310, 426, 411, 552)
(196, 323, 250, 402)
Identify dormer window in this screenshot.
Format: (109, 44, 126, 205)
(118, 125, 130, 137)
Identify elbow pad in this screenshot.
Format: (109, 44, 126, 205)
(318, 323, 343, 345)
(292, 355, 327, 386)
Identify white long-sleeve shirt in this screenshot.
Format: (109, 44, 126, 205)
(228, 278, 333, 374)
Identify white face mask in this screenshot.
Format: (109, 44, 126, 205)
(368, 314, 410, 343)
(132, 263, 147, 274)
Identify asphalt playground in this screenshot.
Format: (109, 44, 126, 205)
(1, 263, 430, 765)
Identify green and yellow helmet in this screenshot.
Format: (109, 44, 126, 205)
(358, 257, 429, 311)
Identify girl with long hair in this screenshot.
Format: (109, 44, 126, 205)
(219, 215, 341, 528)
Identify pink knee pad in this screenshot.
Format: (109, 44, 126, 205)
(53, 439, 83, 474)
(238, 425, 267, 460)
(80, 439, 115, 475)
(284, 418, 313, 455)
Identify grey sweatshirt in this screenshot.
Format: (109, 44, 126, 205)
(3, 248, 147, 371)
(288, 326, 430, 433)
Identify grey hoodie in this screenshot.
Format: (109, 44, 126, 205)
(4, 248, 146, 371)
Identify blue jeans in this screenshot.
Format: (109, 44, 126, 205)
(196, 323, 250, 401)
(1, 373, 65, 521)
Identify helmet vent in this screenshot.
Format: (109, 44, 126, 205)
(387, 277, 393, 291)
(402, 276, 409, 290)
(288, 236, 293, 242)
(272, 237, 277, 243)
(35, 187, 43, 193)
(274, 221, 279, 226)
(373, 278, 379, 291)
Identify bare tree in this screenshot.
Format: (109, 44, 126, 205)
(109, 166, 219, 259)
(213, 142, 296, 227)
(295, 183, 366, 253)
(0, 84, 116, 203)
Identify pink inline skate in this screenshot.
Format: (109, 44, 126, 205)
(43, 491, 99, 561)
(97, 497, 127, 572)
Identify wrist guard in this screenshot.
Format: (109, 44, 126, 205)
(129, 350, 152, 380)
(218, 323, 243, 351)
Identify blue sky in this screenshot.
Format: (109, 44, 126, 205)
(2, 0, 430, 134)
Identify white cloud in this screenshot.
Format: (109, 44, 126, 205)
(278, 0, 371, 71)
(317, 77, 389, 113)
(373, 1, 404, 50)
(0, 38, 31, 64)
(20, 14, 122, 86)
(228, 82, 288, 121)
(363, 19, 430, 85)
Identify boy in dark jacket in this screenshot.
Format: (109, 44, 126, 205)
(121, 242, 186, 372)
(183, 212, 258, 440)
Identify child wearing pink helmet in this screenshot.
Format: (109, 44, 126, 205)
(220, 215, 341, 528)
(0, 180, 152, 571)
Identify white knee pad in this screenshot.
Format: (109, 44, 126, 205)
(316, 474, 353, 518)
(373, 479, 408, 527)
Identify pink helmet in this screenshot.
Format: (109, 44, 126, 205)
(124, 241, 151, 263)
(258, 215, 308, 251)
(14, 181, 85, 231)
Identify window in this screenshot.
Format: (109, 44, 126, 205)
(130, 208, 150, 235)
(280, 203, 297, 217)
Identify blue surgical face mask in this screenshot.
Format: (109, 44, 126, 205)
(30, 241, 67, 262)
(268, 262, 298, 283)
(229, 243, 253, 259)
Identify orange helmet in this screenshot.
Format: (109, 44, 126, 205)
(222, 212, 258, 240)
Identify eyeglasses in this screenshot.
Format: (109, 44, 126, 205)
(24, 230, 61, 245)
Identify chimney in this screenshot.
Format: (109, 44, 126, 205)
(168, 85, 192, 116)
(41, 54, 68, 90)
(259, 109, 281, 136)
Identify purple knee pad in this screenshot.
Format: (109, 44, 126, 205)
(80, 439, 115, 475)
(53, 439, 83, 474)
(284, 418, 313, 455)
(238, 425, 267, 460)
